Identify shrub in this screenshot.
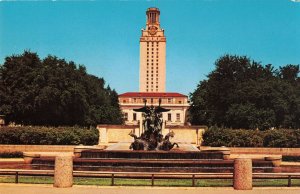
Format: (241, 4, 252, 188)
(0, 151, 23, 158)
(203, 127, 300, 148)
(263, 129, 297, 147)
(0, 126, 99, 145)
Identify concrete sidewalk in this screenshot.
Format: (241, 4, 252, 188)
(0, 184, 300, 194)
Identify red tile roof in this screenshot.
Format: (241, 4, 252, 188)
(119, 92, 187, 98)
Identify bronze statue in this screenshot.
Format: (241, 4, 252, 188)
(129, 99, 179, 151)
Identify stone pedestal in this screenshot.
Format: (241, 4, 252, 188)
(265, 156, 282, 167)
(53, 155, 73, 188)
(23, 153, 40, 164)
(98, 127, 108, 144)
(234, 158, 252, 190)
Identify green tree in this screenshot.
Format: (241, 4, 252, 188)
(190, 55, 299, 130)
(0, 51, 123, 126)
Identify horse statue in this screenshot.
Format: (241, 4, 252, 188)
(158, 131, 179, 151)
(129, 131, 147, 150)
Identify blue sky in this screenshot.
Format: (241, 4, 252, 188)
(0, 0, 299, 95)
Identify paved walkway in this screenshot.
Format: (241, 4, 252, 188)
(0, 184, 300, 194)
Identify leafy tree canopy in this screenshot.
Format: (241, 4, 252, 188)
(0, 51, 123, 126)
(190, 54, 299, 130)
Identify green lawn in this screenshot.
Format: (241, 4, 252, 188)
(0, 175, 300, 187)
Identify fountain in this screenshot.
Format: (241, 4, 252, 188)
(129, 99, 178, 151)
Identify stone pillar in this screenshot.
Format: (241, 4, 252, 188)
(54, 155, 73, 188)
(265, 156, 282, 167)
(98, 127, 108, 144)
(233, 158, 252, 190)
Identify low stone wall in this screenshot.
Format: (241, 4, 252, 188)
(164, 126, 206, 145)
(229, 147, 300, 156)
(0, 145, 75, 153)
(97, 125, 140, 144)
(201, 146, 300, 156)
(97, 124, 207, 145)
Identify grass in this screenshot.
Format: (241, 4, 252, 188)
(0, 175, 300, 187)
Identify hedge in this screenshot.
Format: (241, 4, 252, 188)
(203, 126, 300, 148)
(0, 151, 23, 158)
(0, 126, 99, 145)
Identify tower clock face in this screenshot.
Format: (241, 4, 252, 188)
(149, 26, 158, 35)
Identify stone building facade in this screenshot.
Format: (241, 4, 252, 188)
(119, 92, 190, 126)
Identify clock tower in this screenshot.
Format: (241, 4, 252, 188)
(139, 7, 166, 92)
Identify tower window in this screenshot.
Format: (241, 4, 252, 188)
(168, 113, 172, 121)
(176, 113, 180, 121)
(133, 113, 137, 121)
(124, 113, 128, 121)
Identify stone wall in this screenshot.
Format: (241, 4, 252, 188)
(97, 125, 140, 144)
(0, 145, 75, 153)
(97, 124, 207, 145)
(229, 147, 300, 156)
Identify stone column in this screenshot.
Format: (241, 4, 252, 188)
(54, 155, 73, 188)
(98, 127, 108, 144)
(233, 158, 252, 190)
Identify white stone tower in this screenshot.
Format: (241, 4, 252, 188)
(139, 7, 166, 92)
